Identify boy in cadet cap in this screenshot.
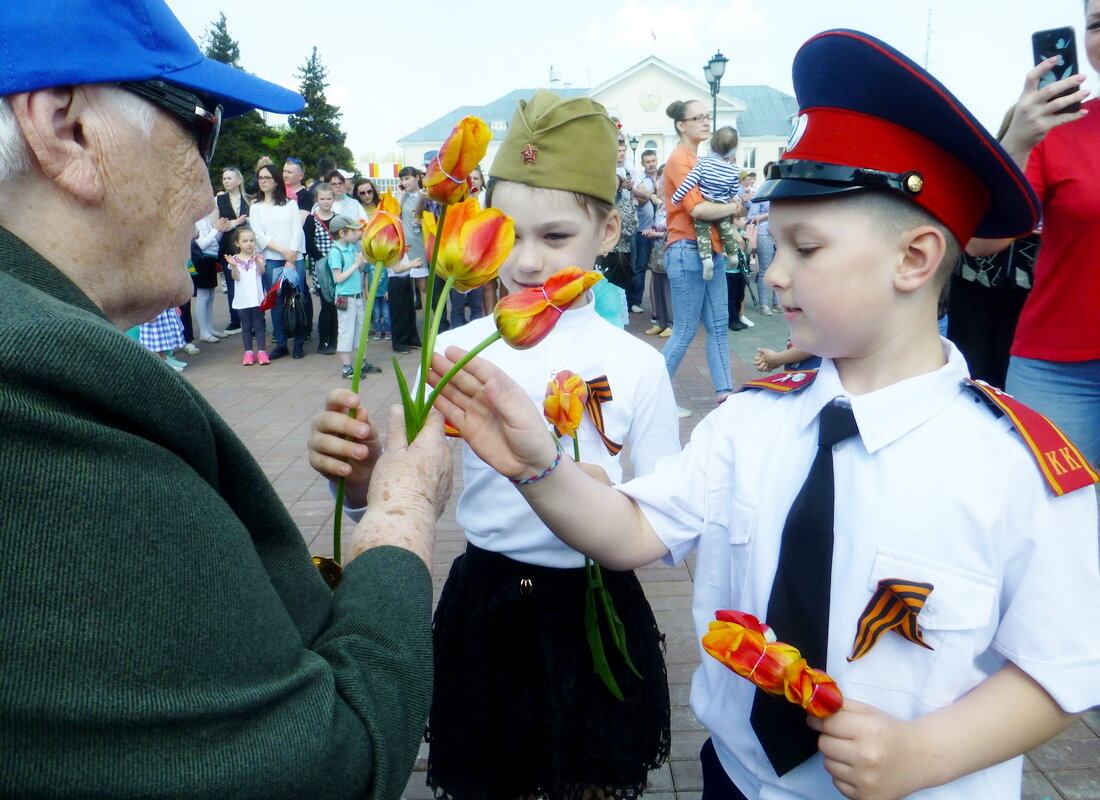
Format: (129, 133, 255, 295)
(430, 29, 1100, 800)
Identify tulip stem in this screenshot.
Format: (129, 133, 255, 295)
(427, 274, 456, 365)
(422, 330, 502, 424)
(572, 435, 581, 463)
(333, 261, 385, 563)
(418, 204, 448, 411)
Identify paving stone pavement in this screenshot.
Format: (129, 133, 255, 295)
(182, 282, 1099, 800)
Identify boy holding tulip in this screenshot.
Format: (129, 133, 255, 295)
(309, 91, 682, 800)
(428, 30, 1100, 800)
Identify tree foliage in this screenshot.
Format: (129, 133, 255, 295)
(281, 47, 355, 176)
(202, 13, 240, 67)
(201, 14, 276, 185)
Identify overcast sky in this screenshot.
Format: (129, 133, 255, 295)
(166, 0, 1093, 167)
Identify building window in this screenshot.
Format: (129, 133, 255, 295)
(743, 147, 756, 168)
(645, 139, 657, 150)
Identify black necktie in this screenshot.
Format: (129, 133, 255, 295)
(749, 399, 859, 776)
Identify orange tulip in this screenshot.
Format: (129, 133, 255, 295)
(544, 371, 589, 438)
(361, 191, 405, 267)
(702, 611, 844, 717)
(423, 198, 513, 293)
(494, 266, 603, 350)
(424, 116, 491, 205)
(783, 662, 844, 718)
(703, 620, 801, 695)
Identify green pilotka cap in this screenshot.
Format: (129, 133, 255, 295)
(491, 89, 619, 206)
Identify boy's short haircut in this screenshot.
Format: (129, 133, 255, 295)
(710, 126, 739, 157)
(312, 182, 334, 197)
(825, 191, 962, 288)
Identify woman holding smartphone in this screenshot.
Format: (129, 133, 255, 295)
(968, 3, 1098, 463)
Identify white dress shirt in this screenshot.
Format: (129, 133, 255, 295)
(436, 297, 681, 568)
(620, 342, 1100, 800)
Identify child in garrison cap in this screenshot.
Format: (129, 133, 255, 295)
(429, 29, 1100, 800)
(308, 90, 677, 799)
(671, 125, 744, 280)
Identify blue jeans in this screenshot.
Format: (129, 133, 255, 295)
(755, 231, 777, 310)
(630, 231, 654, 308)
(450, 286, 484, 329)
(662, 239, 733, 394)
(1006, 356, 1100, 465)
(372, 296, 391, 335)
(268, 260, 306, 347)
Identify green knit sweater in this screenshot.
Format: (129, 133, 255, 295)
(0, 227, 433, 799)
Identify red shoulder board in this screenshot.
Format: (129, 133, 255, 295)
(963, 379, 1099, 496)
(741, 369, 819, 393)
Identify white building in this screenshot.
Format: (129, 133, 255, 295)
(399, 55, 798, 174)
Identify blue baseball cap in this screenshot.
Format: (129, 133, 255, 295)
(0, 0, 303, 118)
(754, 30, 1040, 244)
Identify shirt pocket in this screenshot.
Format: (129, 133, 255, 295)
(843, 548, 997, 708)
(703, 485, 757, 610)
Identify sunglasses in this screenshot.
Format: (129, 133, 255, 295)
(119, 80, 221, 164)
(358, 189, 375, 195)
(285, 157, 302, 164)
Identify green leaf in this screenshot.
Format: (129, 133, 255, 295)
(393, 356, 417, 442)
(585, 565, 624, 701)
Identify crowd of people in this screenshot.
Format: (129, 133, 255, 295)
(152, 154, 495, 379)
(2, 0, 1098, 799)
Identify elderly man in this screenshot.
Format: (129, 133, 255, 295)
(0, 2, 452, 798)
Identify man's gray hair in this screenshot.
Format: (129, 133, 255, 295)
(0, 86, 155, 183)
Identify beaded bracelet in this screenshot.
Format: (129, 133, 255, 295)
(510, 441, 564, 486)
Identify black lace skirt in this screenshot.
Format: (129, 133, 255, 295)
(427, 544, 671, 800)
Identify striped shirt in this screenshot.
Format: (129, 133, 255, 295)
(671, 153, 741, 204)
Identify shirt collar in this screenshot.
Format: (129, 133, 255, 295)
(799, 340, 969, 453)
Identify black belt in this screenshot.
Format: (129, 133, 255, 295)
(339, 293, 363, 298)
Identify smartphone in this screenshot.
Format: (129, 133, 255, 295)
(1032, 26, 1080, 114)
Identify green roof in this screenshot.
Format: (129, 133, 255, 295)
(724, 85, 798, 137)
(398, 88, 589, 144)
(399, 83, 796, 144)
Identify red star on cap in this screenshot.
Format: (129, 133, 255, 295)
(520, 143, 538, 164)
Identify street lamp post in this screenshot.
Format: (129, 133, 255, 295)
(629, 135, 639, 164)
(703, 50, 729, 128)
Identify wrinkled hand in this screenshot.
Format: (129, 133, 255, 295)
(367, 406, 453, 523)
(308, 388, 383, 506)
(429, 346, 558, 481)
(810, 699, 925, 800)
(348, 407, 453, 567)
(1001, 58, 1090, 162)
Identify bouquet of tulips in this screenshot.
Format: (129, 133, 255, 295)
(317, 116, 606, 584)
(702, 610, 844, 718)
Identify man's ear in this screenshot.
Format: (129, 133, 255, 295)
(894, 226, 946, 293)
(597, 207, 622, 256)
(7, 87, 104, 205)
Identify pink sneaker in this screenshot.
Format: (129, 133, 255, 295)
(256, 350, 270, 365)
(242, 351, 255, 366)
